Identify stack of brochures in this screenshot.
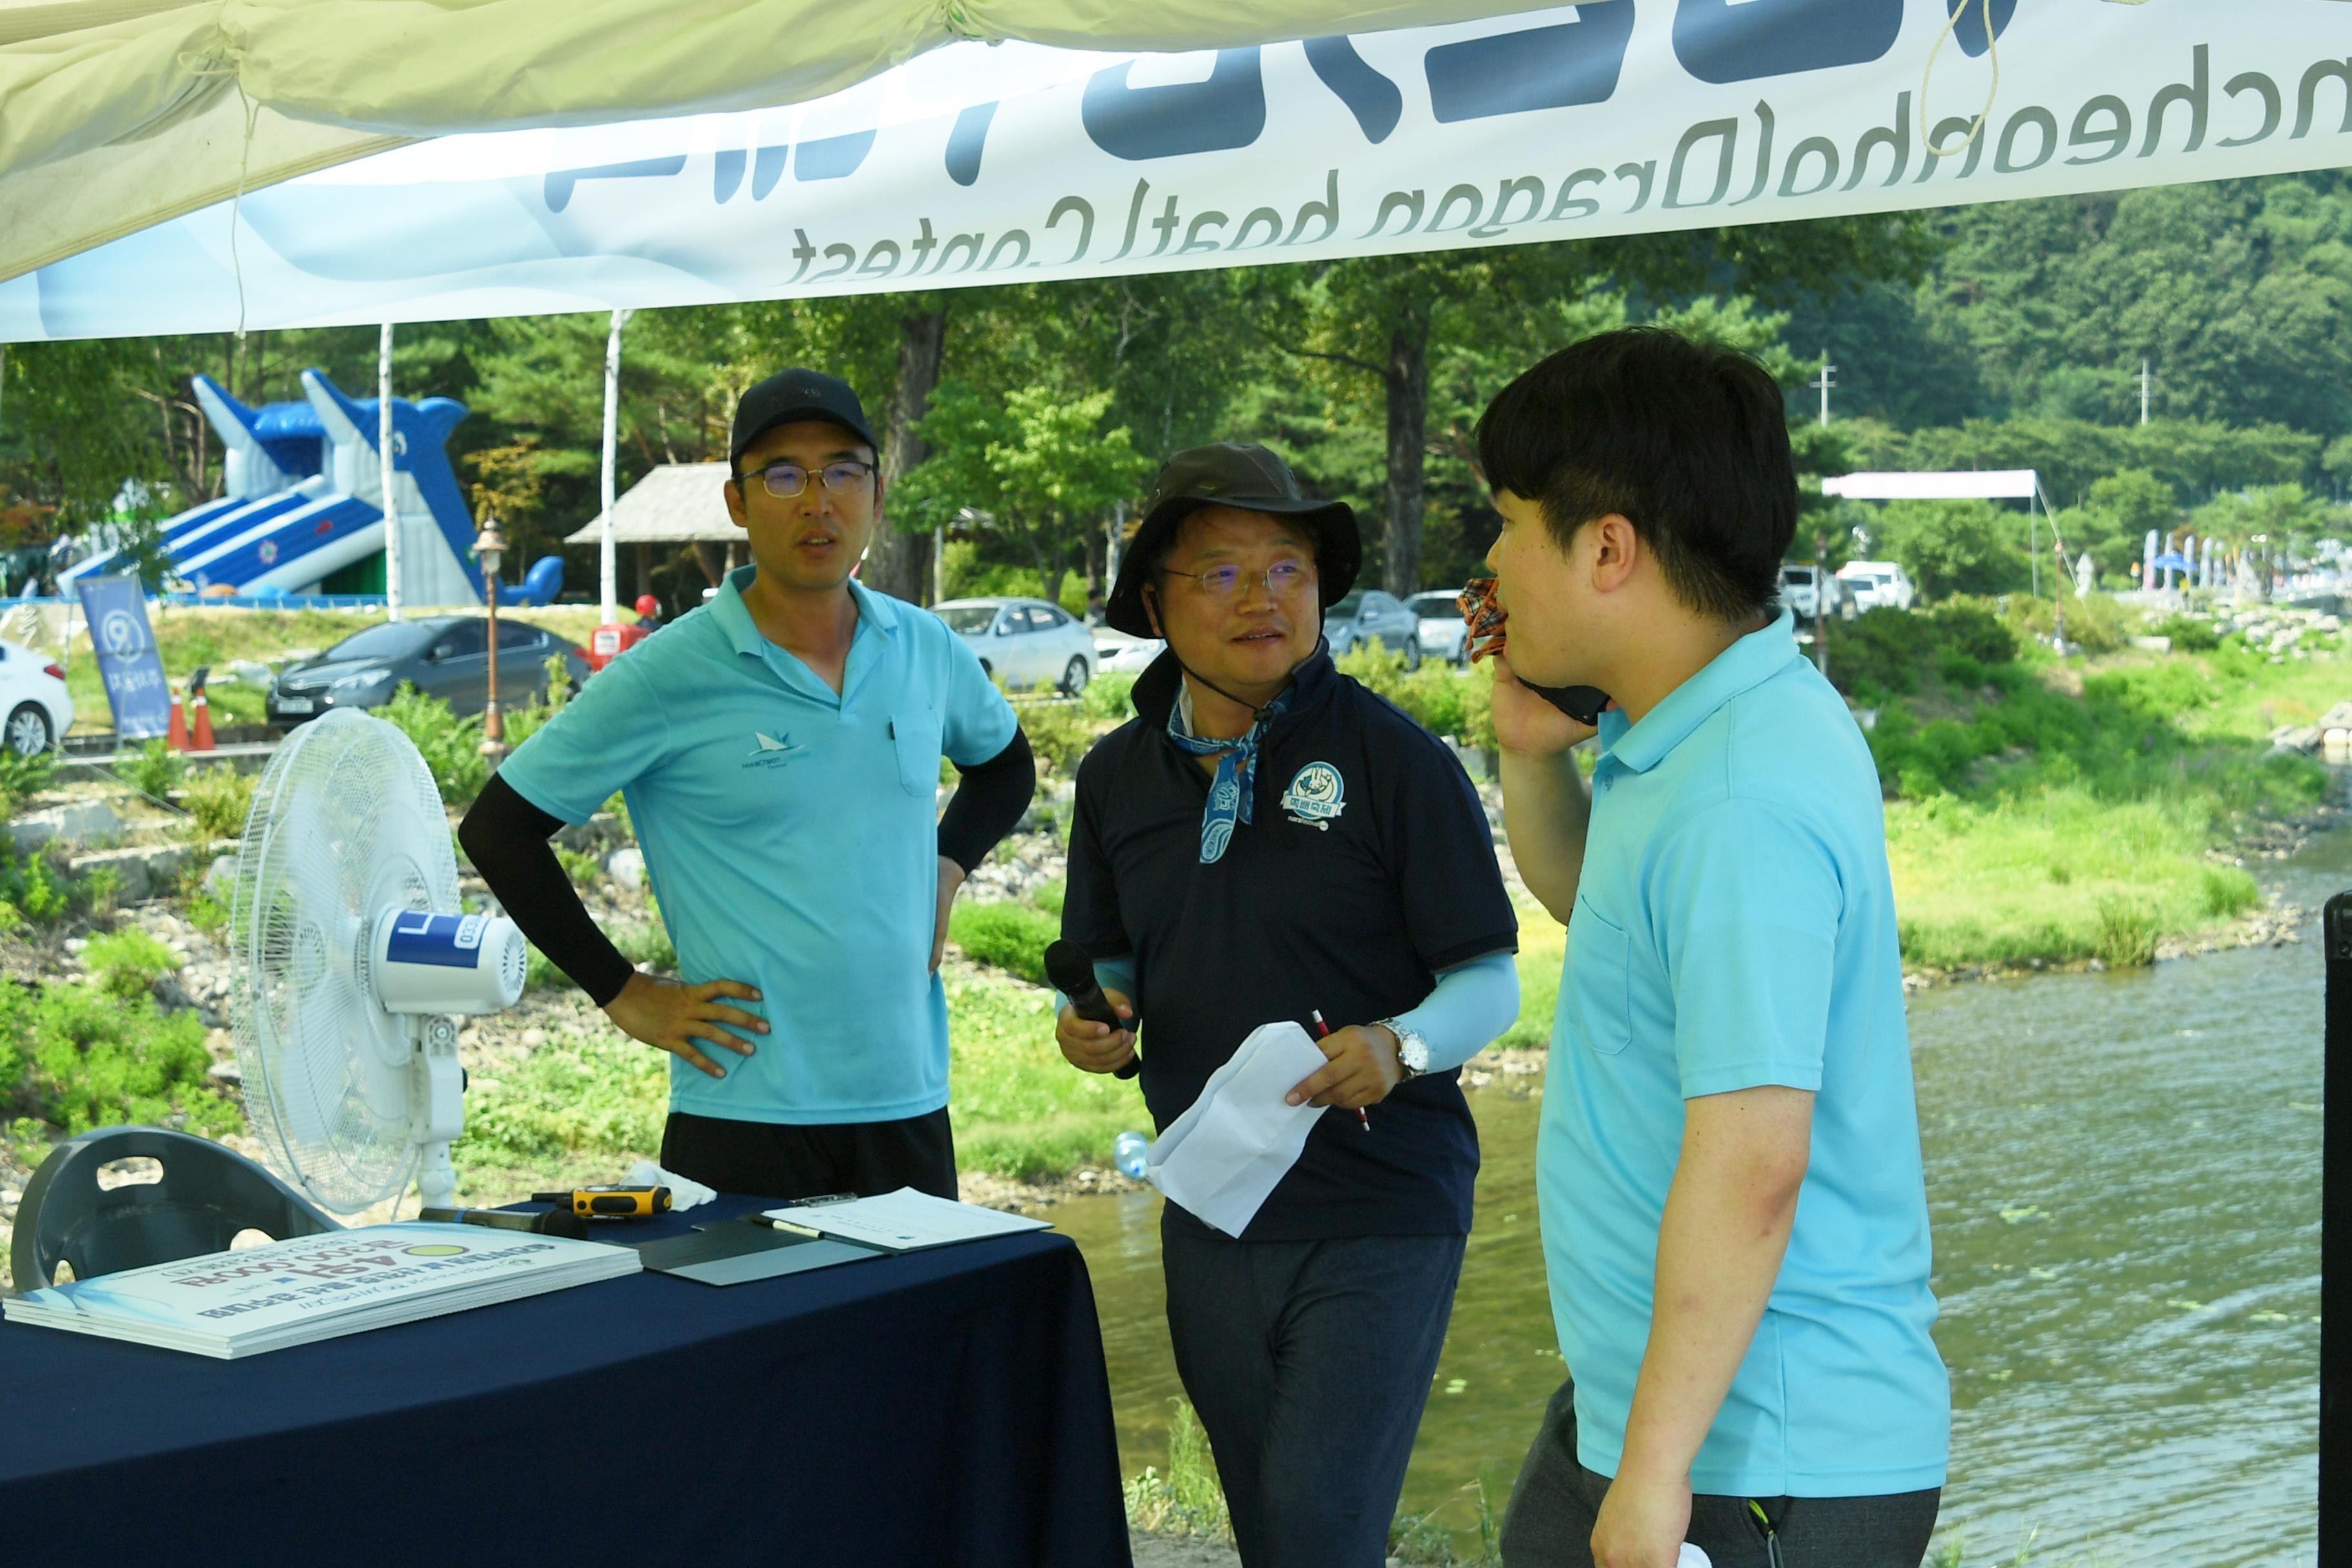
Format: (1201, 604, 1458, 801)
(760, 1188, 1050, 1251)
(2, 1222, 641, 1358)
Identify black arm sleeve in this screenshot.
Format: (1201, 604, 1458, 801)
(936, 727, 1037, 874)
(458, 774, 638, 1008)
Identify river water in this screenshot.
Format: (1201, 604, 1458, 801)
(1055, 833, 2335, 1566)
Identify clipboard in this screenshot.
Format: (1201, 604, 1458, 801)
(633, 1217, 887, 1286)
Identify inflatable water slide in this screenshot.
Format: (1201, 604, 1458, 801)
(59, 371, 559, 605)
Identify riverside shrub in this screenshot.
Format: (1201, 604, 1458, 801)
(380, 684, 489, 804)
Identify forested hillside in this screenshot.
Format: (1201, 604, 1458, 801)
(3, 172, 2345, 607)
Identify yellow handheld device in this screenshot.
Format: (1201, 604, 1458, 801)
(529, 1185, 673, 1218)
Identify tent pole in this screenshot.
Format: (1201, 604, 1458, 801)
(380, 324, 402, 621)
(600, 309, 632, 625)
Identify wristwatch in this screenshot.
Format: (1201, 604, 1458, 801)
(1375, 1017, 1429, 1080)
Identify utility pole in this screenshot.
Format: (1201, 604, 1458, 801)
(2139, 359, 2153, 426)
(599, 309, 633, 627)
(380, 324, 402, 621)
(1812, 531, 1830, 679)
(1814, 351, 1836, 427)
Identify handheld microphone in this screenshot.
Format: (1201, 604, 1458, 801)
(1044, 939, 1141, 1081)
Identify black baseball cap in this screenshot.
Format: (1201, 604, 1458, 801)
(1104, 443, 1358, 638)
(729, 369, 879, 472)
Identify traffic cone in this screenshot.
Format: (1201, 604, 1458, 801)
(166, 683, 190, 751)
(189, 687, 215, 752)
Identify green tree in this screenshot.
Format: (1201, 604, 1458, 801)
(896, 382, 1152, 609)
(2068, 468, 2179, 580)
(1870, 498, 2030, 600)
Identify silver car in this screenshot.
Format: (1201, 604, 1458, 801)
(935, 596, 1097, 694)
(1324, 589, 1422, 669)
(1407, 590, 1469, 665)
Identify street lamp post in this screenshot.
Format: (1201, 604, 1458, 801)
(476, 513, 508, 765)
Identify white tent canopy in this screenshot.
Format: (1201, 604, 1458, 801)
(5, 1, 2348, 338)
(1822, 470, 2039, 501)
(0, 0, 1547, 284)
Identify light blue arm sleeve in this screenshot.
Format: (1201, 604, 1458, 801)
(1388, 949, 1520, 1073)
(1055, 956, 1139, 1018)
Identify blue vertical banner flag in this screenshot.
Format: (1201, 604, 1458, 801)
(75, 574, 172, 740)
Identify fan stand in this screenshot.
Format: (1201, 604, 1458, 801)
(409, 1017, 466, 1212)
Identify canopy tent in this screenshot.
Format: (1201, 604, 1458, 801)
(0, 0, 1534, 288)
(1823, 466, 2077, 602)
(1821, 470, 2039, 502)
(5, 1, 2349, 338)
(563, 464, 740, 547)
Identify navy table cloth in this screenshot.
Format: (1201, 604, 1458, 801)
(0, 1195, 1132, 1567)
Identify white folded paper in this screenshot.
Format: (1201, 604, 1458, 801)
(625, 1158, 714, 1211)
(1146, 1020, 1328, 1236)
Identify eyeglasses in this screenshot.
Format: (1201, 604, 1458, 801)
(1159, 561, 1314, 600)
(738, 459, 876, 500)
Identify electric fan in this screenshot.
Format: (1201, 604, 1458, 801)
(228, 709, 527, 1214)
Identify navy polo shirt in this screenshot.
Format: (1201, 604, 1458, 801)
(499, 567, 1017, 1126)
(1064, 647, 1517, 1241)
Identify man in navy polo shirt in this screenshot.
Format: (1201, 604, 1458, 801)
(1056, 444, 1522, 1567)
(1479, 330, 1948, 1568)
(460, 369, 1034, 1200)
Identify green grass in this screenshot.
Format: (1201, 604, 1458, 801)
(944, 967, 1149, 1178)
(1856, 602, 2336, 970)
(948, 899, 1057, 986)
(1886, 789, 2273, 970)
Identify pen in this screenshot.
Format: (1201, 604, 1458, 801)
(1309, 1010, 1371, 1132)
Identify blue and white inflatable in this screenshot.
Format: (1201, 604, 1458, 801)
(58, 370, 560, 605)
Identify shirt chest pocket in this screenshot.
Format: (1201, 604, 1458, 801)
(1566, 896, 1634, 1056)
(892, 709, 944, 796)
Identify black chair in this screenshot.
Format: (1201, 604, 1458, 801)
(10, 1125, 338, 1291)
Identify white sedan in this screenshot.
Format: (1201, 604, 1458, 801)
(1407, 590, 1470, 665)
(0, 638, 73, 754)
(935, 596, 1098, 694)
(1092, 628, 1165, 677)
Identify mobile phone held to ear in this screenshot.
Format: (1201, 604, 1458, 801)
(1457, 578, 1612, 727)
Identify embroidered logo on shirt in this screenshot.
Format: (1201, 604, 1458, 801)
(1280, 761, 1346, 830)
(743, 730, 804, 767)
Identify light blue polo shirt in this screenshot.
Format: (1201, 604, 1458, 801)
(1539, 608, 1949, 1497)
(499, 567, 1016, 1125)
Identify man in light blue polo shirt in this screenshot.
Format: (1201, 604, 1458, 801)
(1477, 330, 1948, 1568)
(460, 369, 1033, 1199)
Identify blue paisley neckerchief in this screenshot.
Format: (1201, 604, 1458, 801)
(1166, 681, 1289, 864)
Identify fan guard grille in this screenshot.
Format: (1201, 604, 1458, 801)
(229, 710, 457, 1213)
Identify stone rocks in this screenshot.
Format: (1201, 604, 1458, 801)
(10, 799, 119, 853)
(67, 843, 190, 905)
(607, 847, 645, 891)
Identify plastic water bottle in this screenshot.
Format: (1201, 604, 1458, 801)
(1112, 1131, 1150, 1179)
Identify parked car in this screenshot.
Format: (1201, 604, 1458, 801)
(1092, 627, 1165, 677)
(934, 596, 1097, 694)
(0, 638, 72, 755)
(1779, 563, 1841, 621)
(1836, 560, 1917, 612)
(268, 615, 589, 727)
(1323, 589, 1422, 669)
(1407, 589, 1470, 665)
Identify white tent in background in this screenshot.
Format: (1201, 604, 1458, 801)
(1822, 468, 2076, 601)
(1821, 471, 2039, 503)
